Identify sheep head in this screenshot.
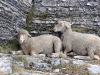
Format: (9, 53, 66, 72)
(18, 29, 32, 44)
(53, 21, 71, 33)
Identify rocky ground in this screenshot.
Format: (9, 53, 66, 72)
(0, 53, 100, 75)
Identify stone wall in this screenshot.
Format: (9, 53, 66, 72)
(34, 0, 100, 25)
(0, 0, 100, 44)
(33, 0, 100, 28)
(0, 0, 32, 45)
(30, 0, 100, 36)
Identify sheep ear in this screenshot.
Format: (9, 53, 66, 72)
(64, 22, 71, 28)
(14, 33, 18, 38)
(28, 34, 32, 38)
(61, 22, 65, 26)
(15, 33, 18, 36)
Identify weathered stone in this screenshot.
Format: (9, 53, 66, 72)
(0, 54, 12, 74)
(88, 64, 100, 74)
(50, 58, 60, 66)
(72, 59, 86, 66)
(33, 63, 50, 68)
(53, 69, 60, 72)
(60, 59, 69, 64)
(0, 0, 32, 45)
(12, 61, 24, 68)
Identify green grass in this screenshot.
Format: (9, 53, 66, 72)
(0, 39, 19, 54)
(24, 26, 33, 32)
(14, 56, 28, 67)
(12, 65, 24, 73)
(46, 27, 53, 32)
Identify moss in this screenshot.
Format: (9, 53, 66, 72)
(14, 56, 28, 67)
(12, 65, 24, 73)
(39, 13, 48, 20)
(0, 39, 19, 54)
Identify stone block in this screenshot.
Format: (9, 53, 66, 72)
(0, 54, 12, 74)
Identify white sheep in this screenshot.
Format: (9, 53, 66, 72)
(53, 21, 100, 60)
(12, 29, 64, 57)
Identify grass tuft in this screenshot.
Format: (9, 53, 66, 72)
(0, 39, 19, 54)
(14, 56, 28, 67)
(12, 65, 24, 73)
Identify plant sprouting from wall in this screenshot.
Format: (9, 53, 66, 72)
(26, 5, 34, 26)
(39, 12, 48, 20)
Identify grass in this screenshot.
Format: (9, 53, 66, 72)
(72, 26, 100, 34)
(35, 28, 45, 31)
(72, 27, 91, 33)
(0, 39, 20, 54)
(87, 60, 100, 65)
(26, 5, 35, 26)
(14, 56, 28, 67)
(39, 13, 48, 20)
(12, 65, 24, 73)
(24, 26, 33, 32)
(46, 27, 53, 32)
(53, 63, 90, 74)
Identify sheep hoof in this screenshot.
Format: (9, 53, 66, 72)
(59, 52, 67, 58)
(50, 53, 67, 58)
(9, 51, 15, 54)
(51, 53, 60, 58)
(94, 55, 100, 60)
(47, 53, 60, 58)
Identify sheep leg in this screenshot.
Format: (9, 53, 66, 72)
(64, 47, 72, 54)
(30, 51, 38, 55)
(53, 39, 61, 53)
(88, 49, 100, 60)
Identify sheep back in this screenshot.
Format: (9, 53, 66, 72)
(21, 35, 62, 55)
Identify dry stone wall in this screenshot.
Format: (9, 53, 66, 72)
(33, 0, 100, 28)
(0, 0, 100, 44)
(0, 0, 32, 44)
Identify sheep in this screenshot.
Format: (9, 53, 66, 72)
(53, 21, 100, 60)
(11, 29, 65, 57)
